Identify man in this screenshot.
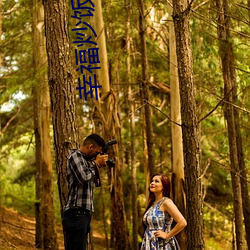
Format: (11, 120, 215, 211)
(62, 134, 108, 250)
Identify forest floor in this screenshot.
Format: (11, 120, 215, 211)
(0, 207, 108, 250)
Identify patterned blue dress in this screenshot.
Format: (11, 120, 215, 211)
(141, 198, 180, 250)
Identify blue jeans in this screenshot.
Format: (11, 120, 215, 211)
(62, 208, 91, 250)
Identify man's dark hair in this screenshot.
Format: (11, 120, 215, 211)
(83, 134, 105, 148)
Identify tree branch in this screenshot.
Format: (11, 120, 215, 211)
(2, 4, 20, 16)
(143, 99, 182, 127)
(1, 107, 21, 135)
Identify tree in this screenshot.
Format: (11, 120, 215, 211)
(32, 0, 58, 249)
(216, 0, 247, 248)
(93, 0, 130, 249)
(1, 0, 250, 249)
(125, 0, 138, 248)
(0, 0, 2, 68)
(235, 110, 250, 248)
(168, 3, 186, 249)
(172, 0, 204, 249)
(43, 0, 79, 211)
(137, 0, 155, 180)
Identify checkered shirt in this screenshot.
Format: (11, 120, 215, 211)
(64, 149, 96, 212)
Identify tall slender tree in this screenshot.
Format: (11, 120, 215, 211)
(216, 0, 247, 248)
(248, 0, 250, 25)
(137, 0, 155, 181)
(125, 0, 138, 248)
(0, 0, 2, 68)
(235, 112, 250, 248)
(168, 3, 186, 249)
(43, 0, 79, 211)
(94, 0, 130, 249)
(172, 0, 204, 249)
(32, 0, 58, 249)
(0, 0, 2, 222)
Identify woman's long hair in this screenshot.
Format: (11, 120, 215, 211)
(142, 173, 171, 233)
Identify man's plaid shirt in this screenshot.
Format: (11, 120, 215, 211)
(64, 149, 96, 212)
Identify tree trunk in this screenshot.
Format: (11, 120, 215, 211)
(43, 0, 79, 210)
(94, 0, 109, 94)
(235, 110, 250, 249)
(100, 184, 109, 250)
(0, 0, 3, 235)
(172, 1, 204, 249)
(32, 1, 58, 249)
(137, 0, 155, 177)
(249, 0, 250, 26)
(168, 3, 186, 250)
(216, 0, 246, 248)
(0, 0, 2, 67)
(125, 0, 138, 248)
(93, 1, 130, 249)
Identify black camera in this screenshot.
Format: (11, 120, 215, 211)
(101, 139, 117, 168)
(93, 139, 117, 187)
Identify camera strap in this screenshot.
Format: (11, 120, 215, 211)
(91, 162, 101, 187)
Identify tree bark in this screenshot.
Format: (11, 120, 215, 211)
(32, 1, 58, 249)
(249, 0, 250, 26)
(235, 111, 250, 249)
(94, 0, 109, 94)
(172, 0, 204, 249)
(137, 0, 155, 178)
(168, 3, 186, 250)
(93, 0, 130, 249)
(43, 0, 79, 210)
(100, 184, 109, 250)
(125, 0, 138, 248)
(216, 0, 246, 248)
(0, 0, 2, 67)
(0, 0, 3, 227)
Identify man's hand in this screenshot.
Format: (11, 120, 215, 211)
(94, 154, 108, 167)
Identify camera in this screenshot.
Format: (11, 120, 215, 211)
(93, 139, 117, 187)
(101, 139, 117, 168)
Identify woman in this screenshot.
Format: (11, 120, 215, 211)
(141, 173, 187, 250)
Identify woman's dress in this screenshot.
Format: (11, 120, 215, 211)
(141, 198, 180, 250)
